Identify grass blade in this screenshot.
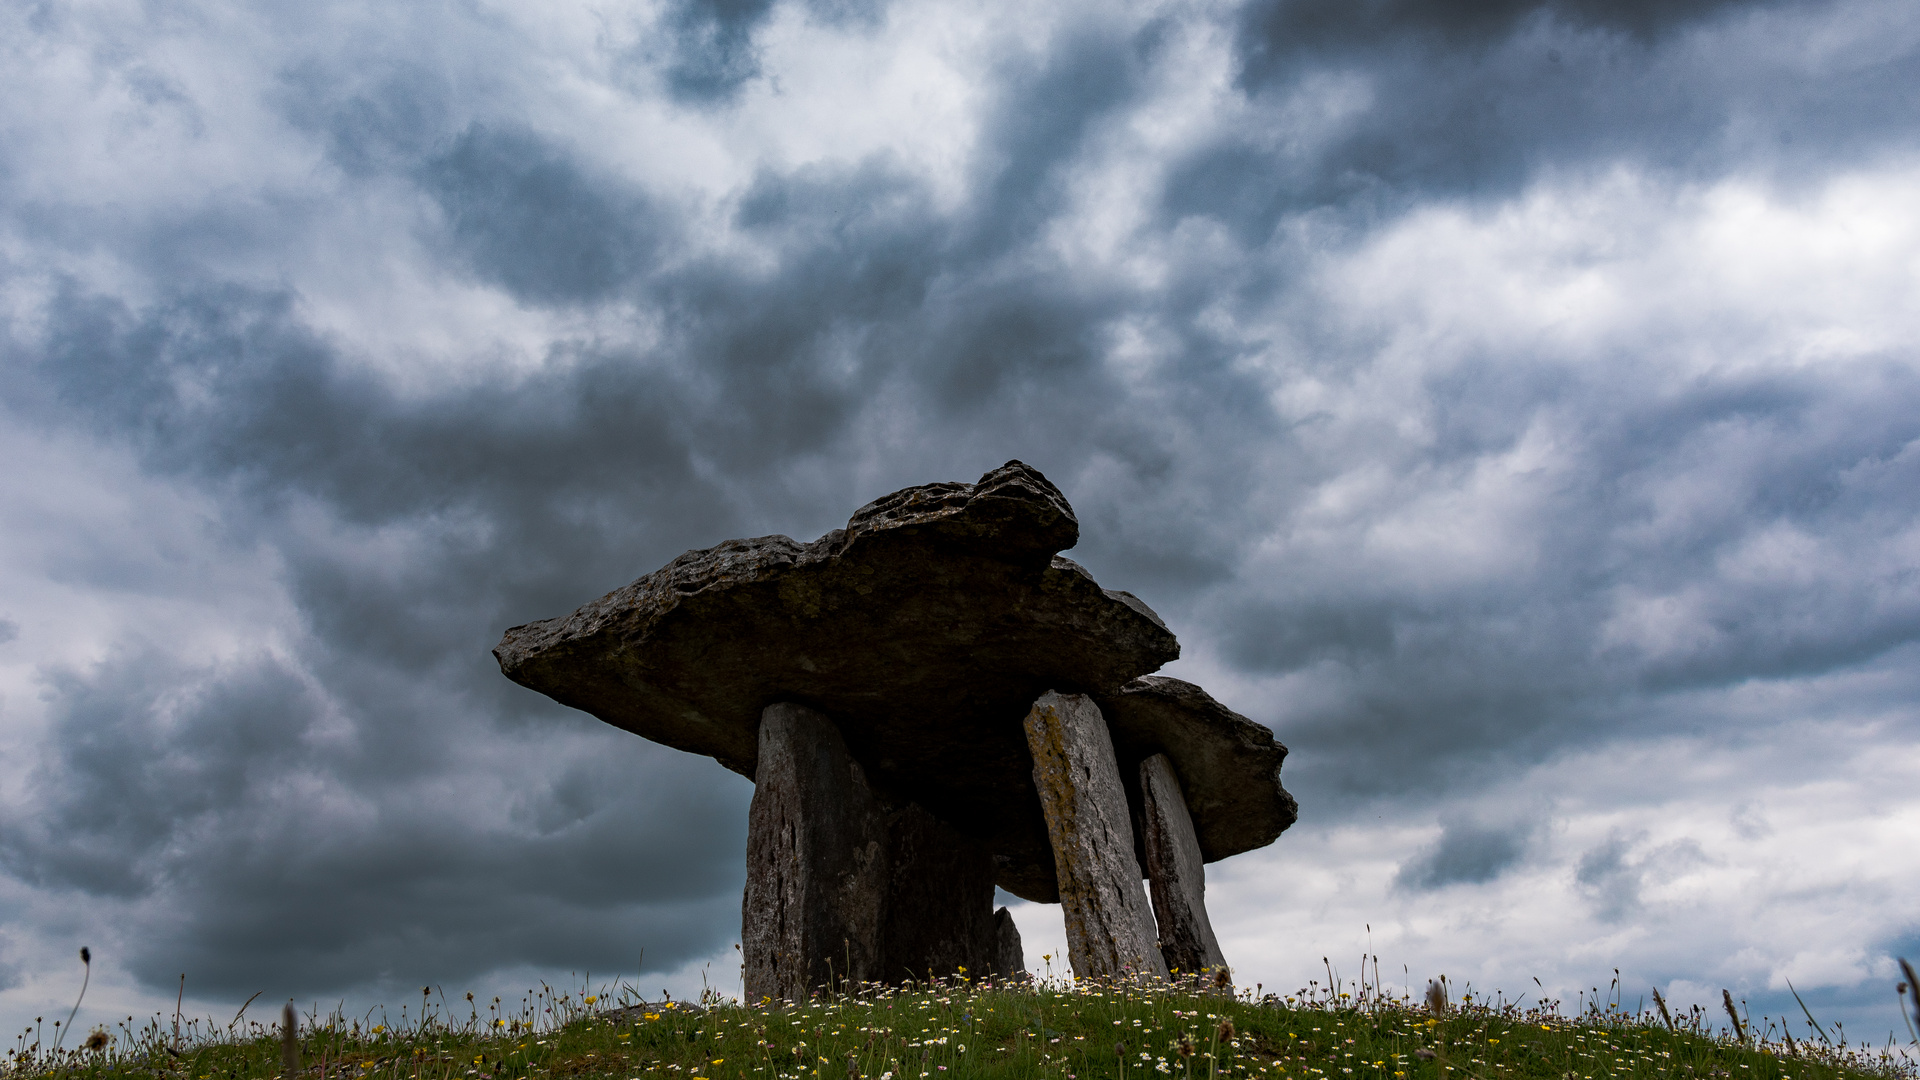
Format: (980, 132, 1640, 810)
(1785, 977, 1832, 1045)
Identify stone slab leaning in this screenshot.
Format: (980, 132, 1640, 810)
(1023, 690, 1168, 982)
(1139, 751, 1228, 981)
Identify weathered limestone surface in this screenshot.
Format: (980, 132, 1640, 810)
(743, 702, 888, 1001)
(1023, 691, 1168, 982)
(496, 462, 1181, 901)
(743, 703, 1006, 1001)
(1138, 753, 1227, 979)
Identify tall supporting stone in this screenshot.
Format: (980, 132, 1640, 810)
(744, 702, 1006, 1001)
(991, 907, 1026, 982)
(1138, 752, 1228, 981)
(1023, 691, 1169, 982)
(743, 702, 889, 1002)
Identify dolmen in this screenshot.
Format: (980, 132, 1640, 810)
(493, 462, 1297, 1001)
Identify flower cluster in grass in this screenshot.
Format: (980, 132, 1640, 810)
(7, 970, 1914, 1080)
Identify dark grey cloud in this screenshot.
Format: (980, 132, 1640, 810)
(1238, 0, 1770, 65)
(638, 0, 896, 102)
(1, 647, 748, 998)
(422, 125, 669, 304)
(1574, 831, 1708, 922)
(662, 0, 780, 101)
(1178, 0, 1920, 245)
(1216, 360, 1920, 805)
(1573, 832, 1641, 921)
(278, 64, 453, 180)
(1395, 816, 1535, 890)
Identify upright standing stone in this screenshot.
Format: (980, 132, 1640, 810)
(1138, 752, 1228, 981)
(744, 702, 1008, 1000)
(1023, 691, 1169, 982)
(743, 703, 888, 1001)
(991, 907, 1026, 982)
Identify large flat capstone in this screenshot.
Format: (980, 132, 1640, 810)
(494, 461, 1295, 901)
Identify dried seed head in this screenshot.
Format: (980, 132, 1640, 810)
(84, 1030, 109, 1052)
(1217, 1019, 1235, 1041)
(1178, 1035, 1196, 1058)
(281, 1002, 299, 1077)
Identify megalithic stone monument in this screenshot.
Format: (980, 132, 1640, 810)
(493, 461, 1297, 995)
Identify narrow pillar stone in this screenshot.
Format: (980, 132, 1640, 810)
(1138, 752, 1228, 982)
(742, 702, 888, 1002)
(1023, 690, 1169, 982)
(991, 907, 1026, 982)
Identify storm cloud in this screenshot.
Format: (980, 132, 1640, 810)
(1, 0, 1918, 1046)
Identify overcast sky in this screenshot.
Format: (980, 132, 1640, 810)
(3, 0, 1919, 1050)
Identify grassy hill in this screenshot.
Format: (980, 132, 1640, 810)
(9, 975, 1914, 1080)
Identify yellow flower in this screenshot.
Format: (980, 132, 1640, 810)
(711, 1060, 724, 1066)
(586, 997, 598, 1005)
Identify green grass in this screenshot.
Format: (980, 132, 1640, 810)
(9, 977, 1914, 1080)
